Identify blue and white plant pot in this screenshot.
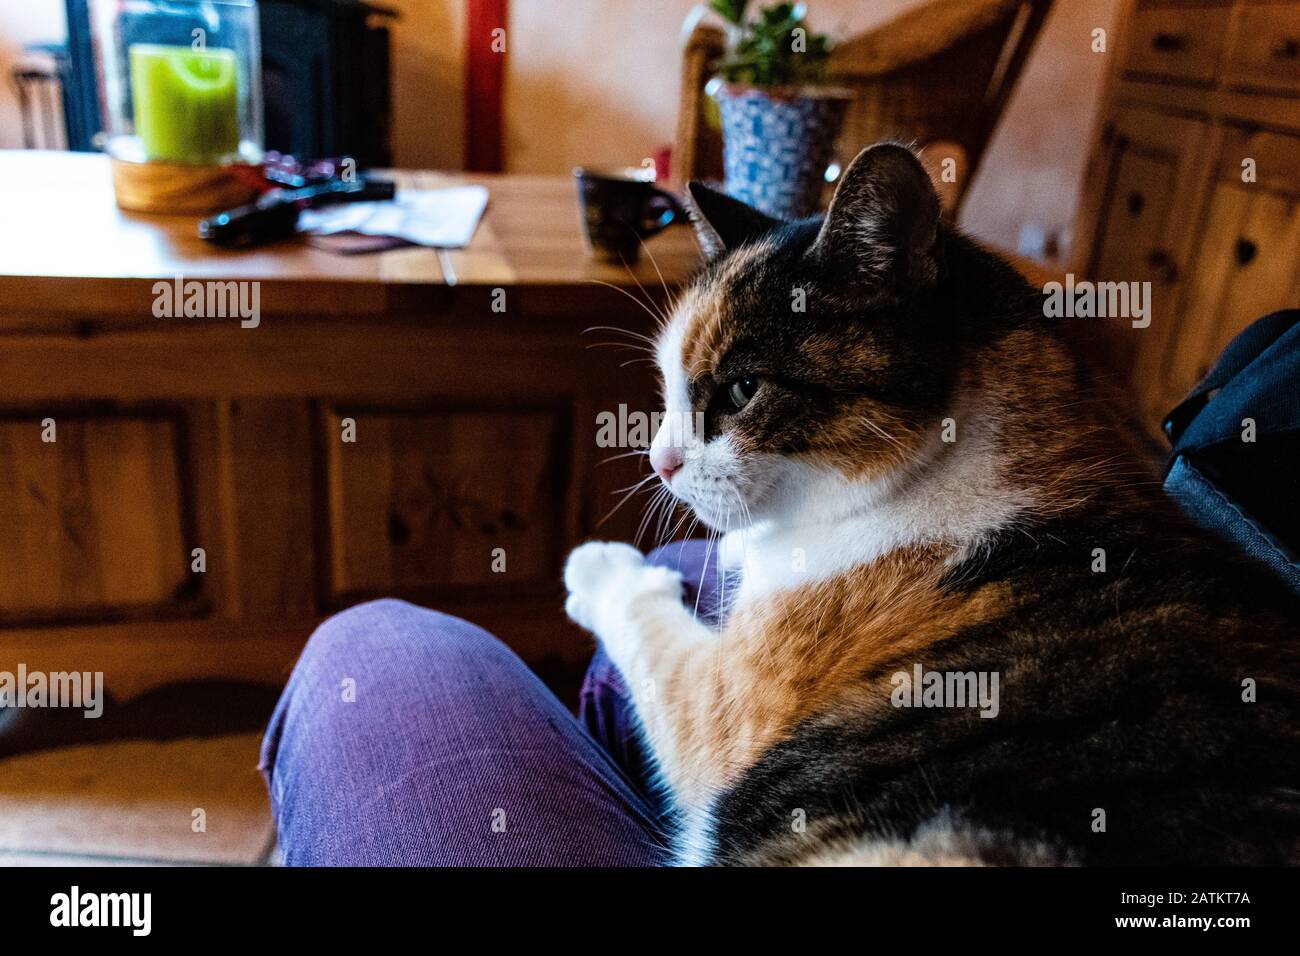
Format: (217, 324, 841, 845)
(715, 85, 849, 220)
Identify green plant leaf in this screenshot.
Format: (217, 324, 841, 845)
(709, 0, 749, 26)
(714, 0, 831, 88)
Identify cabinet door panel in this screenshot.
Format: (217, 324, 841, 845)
(0, 412, 192, 623)
(323, 404, 569, 604)
(1084, 108, 1211, 426)
(1168, 166, 1300, 400)
(1094, 148, 1179, 282)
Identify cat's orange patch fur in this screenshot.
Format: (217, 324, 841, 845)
(680, 241, 773, 378)
(629, 545, 1009, 812)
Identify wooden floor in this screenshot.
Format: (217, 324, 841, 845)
(0, 732, 276, 866)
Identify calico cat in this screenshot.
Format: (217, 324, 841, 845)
(563, 143, 1300, 866)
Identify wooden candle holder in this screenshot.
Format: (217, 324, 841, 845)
(110, 156, 261, 215)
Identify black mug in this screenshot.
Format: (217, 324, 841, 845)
(574, 166, 686, 263)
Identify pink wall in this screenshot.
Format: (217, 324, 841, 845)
(502, 0, 916, 175)
(961, 0, 1121, 263)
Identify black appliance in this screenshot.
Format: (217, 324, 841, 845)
(60, 0, 396, 165)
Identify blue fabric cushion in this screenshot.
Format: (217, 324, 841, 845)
(1162, 309, 1300, 597)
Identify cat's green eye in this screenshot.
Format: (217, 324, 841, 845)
(727, 376, 760, 412)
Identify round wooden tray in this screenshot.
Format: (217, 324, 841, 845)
(110, 156, 261, 215)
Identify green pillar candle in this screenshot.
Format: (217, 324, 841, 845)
(129, 44, 240, 164)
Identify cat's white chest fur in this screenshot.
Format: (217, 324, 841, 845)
(720, 405, 1031, 606)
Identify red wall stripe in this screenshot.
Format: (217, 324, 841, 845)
(465, 0, 507, 172)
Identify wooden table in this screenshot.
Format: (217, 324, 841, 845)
(0, 151, 700, 697)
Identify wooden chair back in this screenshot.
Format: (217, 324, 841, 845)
(674, 0, 1054, 212)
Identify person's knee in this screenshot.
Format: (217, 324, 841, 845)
(267, 599, 516, 773)
(305, 597, 417, 655)
(298, 598, 516, 684)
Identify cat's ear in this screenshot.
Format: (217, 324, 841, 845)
(686, 181, 781, 261)
(811, 143, 941, 289)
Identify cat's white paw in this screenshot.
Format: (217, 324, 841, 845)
(564, 541, 682, 636)
(564, 541, 645, 594)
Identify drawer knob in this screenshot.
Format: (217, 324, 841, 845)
(1151, 32, 1187, 52)
(1235, 238, 1257, 266)
(1127, 191, 1145, 216)
(1147, 249, 1179, 282)
(1272, 38, 1300, 60)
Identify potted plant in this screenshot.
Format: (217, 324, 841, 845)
(706, 1, 847, 219)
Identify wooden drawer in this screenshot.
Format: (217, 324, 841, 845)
(1225, 3, 1300, 92)
(1124, 2, 1232, 85)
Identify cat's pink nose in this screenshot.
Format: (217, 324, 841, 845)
(651, 446, 683, 483)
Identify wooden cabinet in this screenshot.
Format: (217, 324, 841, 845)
(0, 159, 696, 698)
(0, 327, 662, 699)
(1075, 0, 1300, 436)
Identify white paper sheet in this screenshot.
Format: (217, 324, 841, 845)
(298, 185, 489, 248)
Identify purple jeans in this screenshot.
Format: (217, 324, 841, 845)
(260, 541, 728, 866)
